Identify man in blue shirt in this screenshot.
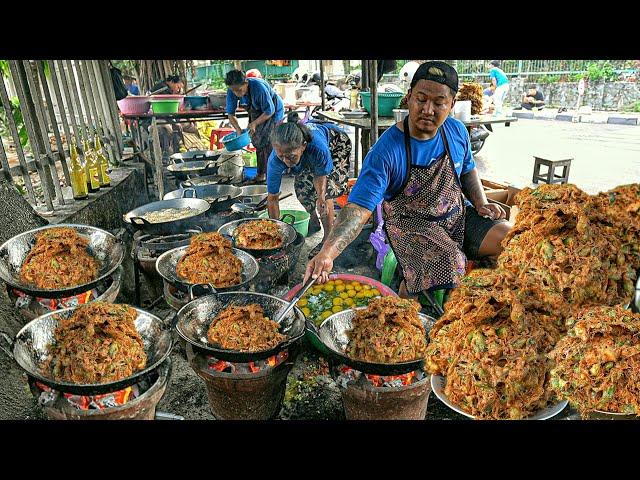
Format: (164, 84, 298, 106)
(489, 60, 509, 115)
(306, 61, 512, 299)
(123, 75, 140, 96)
(225, 70, 285, 184)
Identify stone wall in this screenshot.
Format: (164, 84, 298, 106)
(501, 78, 640, 110)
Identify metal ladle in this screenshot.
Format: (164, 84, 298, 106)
(272, 276, 317, 325)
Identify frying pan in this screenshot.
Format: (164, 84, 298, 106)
(0, 224, 125, 298)
(217, 216, 297, 257)
(122, 196, 210, 235)
(175, 291, 306, 363)
(155, 245, 259, 295)
(0, 305, 173, 396)
(163, 184, 242, 213)
(317, 307, 436, 376)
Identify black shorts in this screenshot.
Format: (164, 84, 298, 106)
(463, 206, 507, 260)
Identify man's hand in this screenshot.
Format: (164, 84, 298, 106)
(247, 122, 257, 135)
(304, 248, 333, 284)
(476, 202, 506, 220)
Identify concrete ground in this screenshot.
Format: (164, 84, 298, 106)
(472, 119, 640, 194)
(3, 116, 631, 421)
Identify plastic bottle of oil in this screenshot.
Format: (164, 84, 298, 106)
(69, 141, 88, 200)
(93, 133, 111, 187)
(82, 138, 100, 193)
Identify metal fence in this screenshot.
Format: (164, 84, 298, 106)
(449, 60, 637, 81)
(0, 60, 122, 212)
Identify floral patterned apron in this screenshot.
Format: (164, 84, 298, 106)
(382, 116, 467, 293)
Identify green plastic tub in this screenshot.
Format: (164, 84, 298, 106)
(150, 99, 180, 114)
(259, 209, 310, 237)
(359, 91, 404, 117)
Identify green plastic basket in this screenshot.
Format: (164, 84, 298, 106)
(259, 209, 310, 237)
(150, 99, 180, 114)
(359, 91, 404, 117)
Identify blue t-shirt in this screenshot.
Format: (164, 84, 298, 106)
(266, 123, 343, 194)
(226, 77, 284, 122)
(127, 84, 140, 95)
(348, 117, 475, 212)
(490, 67, 509, 87)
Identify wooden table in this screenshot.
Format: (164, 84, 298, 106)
(316, 111, 518, 176)
(121, 109, 249, 198)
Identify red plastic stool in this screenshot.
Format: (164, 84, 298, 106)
(209, 127, 235, 150)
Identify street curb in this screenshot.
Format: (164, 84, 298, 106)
(510, 110, 639, 126)
(607, 117, 638, 126)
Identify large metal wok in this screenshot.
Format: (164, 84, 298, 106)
(317, 308, 436, 376)
(155, 245, 259, 295)
(180, 174, 233, 188)
(0, 224, 125, 298)
(123, 197, 210, 235)
(167, 160, 224, 181)
(175, 292, 306, 362)
(217, 216, 297, 257)
(0, 305, 173, 396)
(163, 185, 242, 213)
(169, 149, 221, 163)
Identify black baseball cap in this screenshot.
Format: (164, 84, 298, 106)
(410, 61, 459, 93)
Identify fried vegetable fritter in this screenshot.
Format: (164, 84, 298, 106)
(45, 302, 146, 384)
(176, 232, 242, 287)
(20, 227, 99, 290)
(346, 297, 428, 364)
(207, 304, 285, 352)
(234, 220, 283, 249)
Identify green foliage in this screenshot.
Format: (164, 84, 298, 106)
(623, 101, 640, 113)
(538, 74, 561, 84)
(0, 60, 9, 77)
(585, 61, 618, 82)
(111, 60, 139, 77)
(0, 97, 28, 148)
(569, 72, 585, 82)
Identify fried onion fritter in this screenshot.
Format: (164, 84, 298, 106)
(20, 227, 99, 290)
(207, 304, 285, 352)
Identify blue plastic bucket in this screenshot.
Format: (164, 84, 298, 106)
(222, 130, 251, 151)
(243, 166, 257, 180)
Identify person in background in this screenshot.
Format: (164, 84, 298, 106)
(488, 60, 509, 115)
(123, 75, 140, 95)
(246, 68, 263, 79)
(267, 112, 351, 256)
(520, 85, 545, 110)
(225, 69, 285, 184)
(305, 61, 512, 301)
(482, 85, 495, 114)
(146, 75, 185, 159)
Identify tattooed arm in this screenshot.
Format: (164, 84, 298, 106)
(460, 168, 506, 220)
(304, 202, 372, 283)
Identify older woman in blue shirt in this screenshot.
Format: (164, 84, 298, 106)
(225, 69, 285, 184)
(267, 113, 351, 255)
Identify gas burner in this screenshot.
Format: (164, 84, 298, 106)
(6, 267, 123, 323)
(27, 359, 171, 420)
(330, 364, 432, 420)
(186, 343, 297, 420)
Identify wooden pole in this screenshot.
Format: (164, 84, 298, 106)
(370, 60, 378, 146)
(319, 60, 326, 111)
(36, 61, 71, 185)
(9, 60, 55, 211)
(19, 60, 65, 206)
(0, 76, 37, 203)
